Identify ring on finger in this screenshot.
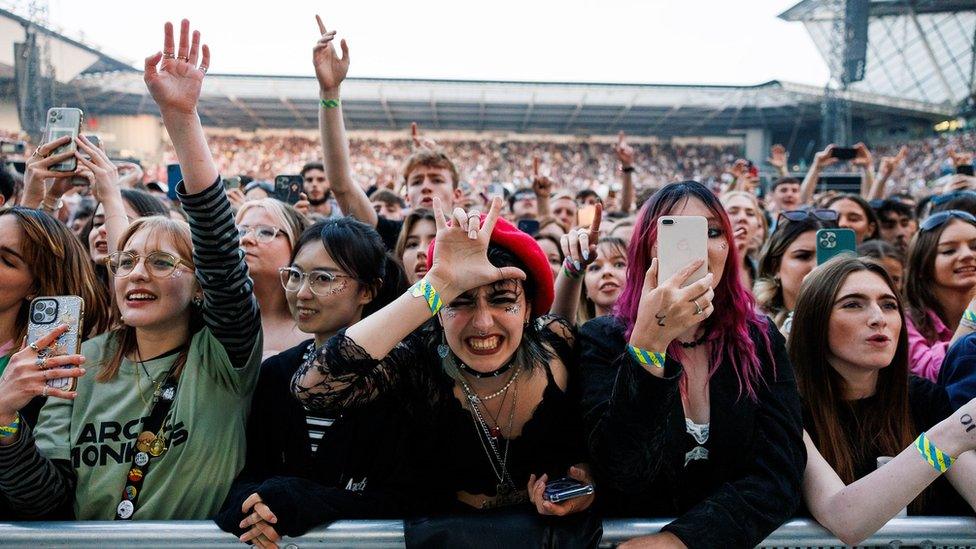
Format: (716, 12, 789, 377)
(693, 299, 704, 316)
(199, 65, 209, 74)
(35, 356, 47, 368)
(28, 342, 40, 353)
(163, 51, 176, 59)
(42, 386, 49, 398)
(177, 55, 189, 62)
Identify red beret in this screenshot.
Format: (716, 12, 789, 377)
(426, 215, 554, 316)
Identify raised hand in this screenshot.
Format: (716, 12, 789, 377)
(23, 136, 76, 207)
(73, 136, 120, 203)
(144, 19, 209, 115)
(812, 144, 839, 170)
(879, 146, 908, 179)
(851, 142, 874, 168)
(767, 144, 788, 169)
(615, 131, 635, 167)
(410, 122, 439, 150)
(427, 197, 526, 300)
(561, 203, 602, 270)
(628, 258, 715, 357)
(312, 15, 349, 93)
(949, 147, 974, 168)
(532, 156, 554, 198)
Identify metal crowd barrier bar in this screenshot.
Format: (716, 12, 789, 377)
(0, 517, 973, 548)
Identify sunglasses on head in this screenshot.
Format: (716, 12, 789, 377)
(919, 209, 976, 232)
(930, 190, 976, 207)
(777, 209, 838, 223)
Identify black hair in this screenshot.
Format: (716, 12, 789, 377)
(0, 167, 14, 201)
(292, 217, 407, 317)
(825, 193, 881, 240)
(301, 162, 325, 178)
(873, 198, 914, 221)
(575, 189, 601, 203)
(915, 195, 935, 220)
(508, 186, 535, 210)
(929, 193, 976, 217)
(770, 177, 801, 191)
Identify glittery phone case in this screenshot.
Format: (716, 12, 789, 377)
(44, 108, 84, 172)
(27, 296, 85, 392)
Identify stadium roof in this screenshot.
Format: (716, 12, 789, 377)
(66, 71, 951, 136)
(781, 0, 976, 108)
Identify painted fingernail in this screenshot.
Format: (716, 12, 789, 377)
(574, 260, 581, 270)
(582, 250, 589, 261)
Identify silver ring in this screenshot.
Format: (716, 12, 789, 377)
(35, 356, 47, 369)
(177, 55, 189, 62)
(163, 51, 176, 59)
(42, 386, 49, 398)
(28, 342, 40, 353)
(693, 299, 703, 316)
(199, 65, 209, 74)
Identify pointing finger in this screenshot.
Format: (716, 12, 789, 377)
(315, 14, 327, 35)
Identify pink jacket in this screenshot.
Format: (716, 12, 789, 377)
(906, 311, 952, 381)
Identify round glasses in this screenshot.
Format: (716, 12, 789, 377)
(106, 251, 193, 278)
(278, 267, 352, 296)
(238, 225, 283, 244)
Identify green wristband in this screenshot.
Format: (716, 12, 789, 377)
(320, 98, 341, 109)
(915, 432, 954, 473)
(410, 278, 443, 316)
(627, 345, 666, 369)
(0, 413, 20, 439)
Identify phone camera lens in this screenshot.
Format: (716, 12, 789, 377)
(663, 219, 674, 225)
(32, 312, 44, 323)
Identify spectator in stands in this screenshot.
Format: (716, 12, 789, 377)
(291, 195, 593, 525)
(549, 192, 578, 230)
(509, 186, 538, 220)
(858, 240, 905, 293)
(791, 257, 976, 546)
(904, 210, 976, 381)
(0, 20, 262, 521)
(578, 237, 627, 323)
(0, 206, 111, 433)
(799, 144, 875, 206)
(576, 189, 600, 207)
(370, 189, 405, 221)
(608, 217, 635, 245)
(755, 211, 838, 333)
(579, 181, 804, 548)
(394, 209, 436, 284)
(243, 180, 273, 201)
(533, 234, 563, 279)
(721, 190, 767, 291)
(874, 198, 917, 254)
(825, 194, 879, 244)
(929, 190, 976, 218)
(768, 177, 802, 214)
(216, 216, 412, 544)
(236, 199, 310, 359)
(302, 162, 341, 219)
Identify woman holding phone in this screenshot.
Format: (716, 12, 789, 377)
(791, 257, 976, 545)
(0, 19, 262, 520)
(579, 181, 805, 548)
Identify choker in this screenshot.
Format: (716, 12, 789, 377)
(678, 331, 710, 349)
(453, 353, 517, 379)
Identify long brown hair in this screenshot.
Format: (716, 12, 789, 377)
(789, 257, 915, 488)
(1, 207, 110, 346)
(904, 216, 976, 341)
(99, 217, 200, 382)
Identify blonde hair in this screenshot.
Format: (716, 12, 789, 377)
(99, 217, 197, 382)
(235, 199, 308, 249)
(720, 190, 768, 252)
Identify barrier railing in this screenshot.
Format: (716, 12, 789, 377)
(1, 517, 973, 548)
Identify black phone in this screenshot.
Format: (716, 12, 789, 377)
(958, 164, 975, 176)
(274, 175, 304, 205)
(830, 147, 857, 160)
(517, 218, 540, 236)
(543, 477, 594, 503)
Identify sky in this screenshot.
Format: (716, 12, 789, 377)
(26, 0, 830, 86)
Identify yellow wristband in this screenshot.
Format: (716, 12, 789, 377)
(627, 345, 666, 369)
(410, 278, 443, 316)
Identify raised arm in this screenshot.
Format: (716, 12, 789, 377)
(804, 396, 976, 545)
(616, 132, 636, 214)
(549, 204, 601, 319)
(532, 156, 553, 221)
(74, 136, 127, 256)
(143, 19, 217, 194)
(768, 144, 790, 178)
(799, 145, 837, 206)
(872, 146, 907, 199)
(852, 143, 875, 198)
(313, 16, 377, 226)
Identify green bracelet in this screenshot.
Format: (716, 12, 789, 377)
(320, 98, 341, 109)
(0, 413, 20, 439)
(915, 432, 954, 473)
(562, 258, 583, 280)
(627, 345, 666, 369)
(410, 278, 443, 316)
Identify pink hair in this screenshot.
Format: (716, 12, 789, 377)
(615, 181, 772, 401)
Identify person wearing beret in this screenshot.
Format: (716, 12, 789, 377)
(291, 197, 593, 523)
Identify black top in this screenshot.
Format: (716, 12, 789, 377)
(376, 216, 404, 252)
(292, 315, 587, 512)
(804, 376, 972, 517)
(215, 340, 420, 537)
(579, 315, 805, 549)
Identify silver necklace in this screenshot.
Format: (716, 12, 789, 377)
(459, 373, 519, 497)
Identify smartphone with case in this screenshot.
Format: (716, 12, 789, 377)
(26, 296, 85, 392)
(577, 205, 597, 228)
(829, 147, 857, 161)
(816, 228, 857, 265)
(274, 175, 304, 205)
(657, 216, 708, 288)
(543, 477, 594, 503)
(44, 108, 84, 172)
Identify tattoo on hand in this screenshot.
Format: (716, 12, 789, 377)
(655, 312, 666, 327)
(962, 413, 975, 433)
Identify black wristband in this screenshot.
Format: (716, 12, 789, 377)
(621, 166, 636, 174)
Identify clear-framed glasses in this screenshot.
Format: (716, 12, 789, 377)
(238, 224, 283, 244)
(106, 251, 193, 278)
(278, 267, 352, 296)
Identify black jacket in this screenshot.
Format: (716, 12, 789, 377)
(579, 316, 805, 549)
(214, 341, 420, 537)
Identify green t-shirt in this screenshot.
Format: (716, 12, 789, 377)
(0, 354, 9, 378)
(33, 327, 261, 520)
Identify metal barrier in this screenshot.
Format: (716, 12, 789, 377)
(0, 517, 973, 548)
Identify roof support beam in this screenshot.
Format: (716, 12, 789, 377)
(279, 96, 309, 127)
(378, 91, 396, 129)
(520, 92, 536, 131)
(562, 94, 586, 133)
(907, 6, 957, 104)
(227, 95, 266, 127)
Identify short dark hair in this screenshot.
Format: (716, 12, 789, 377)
(300, 162, 325, 178)
(508, 186, 535, 210)
(873, 198, 914, 221)
(370, 188, 405, 208)
(771, 177, 801, 191)
(0, 167, 14, 201)
(575, 189, 600, 203)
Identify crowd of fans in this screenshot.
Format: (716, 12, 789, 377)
(2, 16, 976, 549)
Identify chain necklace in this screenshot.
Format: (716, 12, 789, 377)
(470, 362, 522, 401)
(133, 350, 163, 408)
(459, 372, 519, 496)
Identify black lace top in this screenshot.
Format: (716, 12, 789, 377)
(291, 315, 587, 511)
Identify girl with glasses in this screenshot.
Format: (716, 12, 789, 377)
(904, 210, 976, 381)
(790, 257, 975, 545)
(216, 217, 412, 545)
(0, 19, 262, 521)
(236, 199, 310, 359)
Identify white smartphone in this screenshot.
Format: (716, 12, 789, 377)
(657, 216, 708, 288)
